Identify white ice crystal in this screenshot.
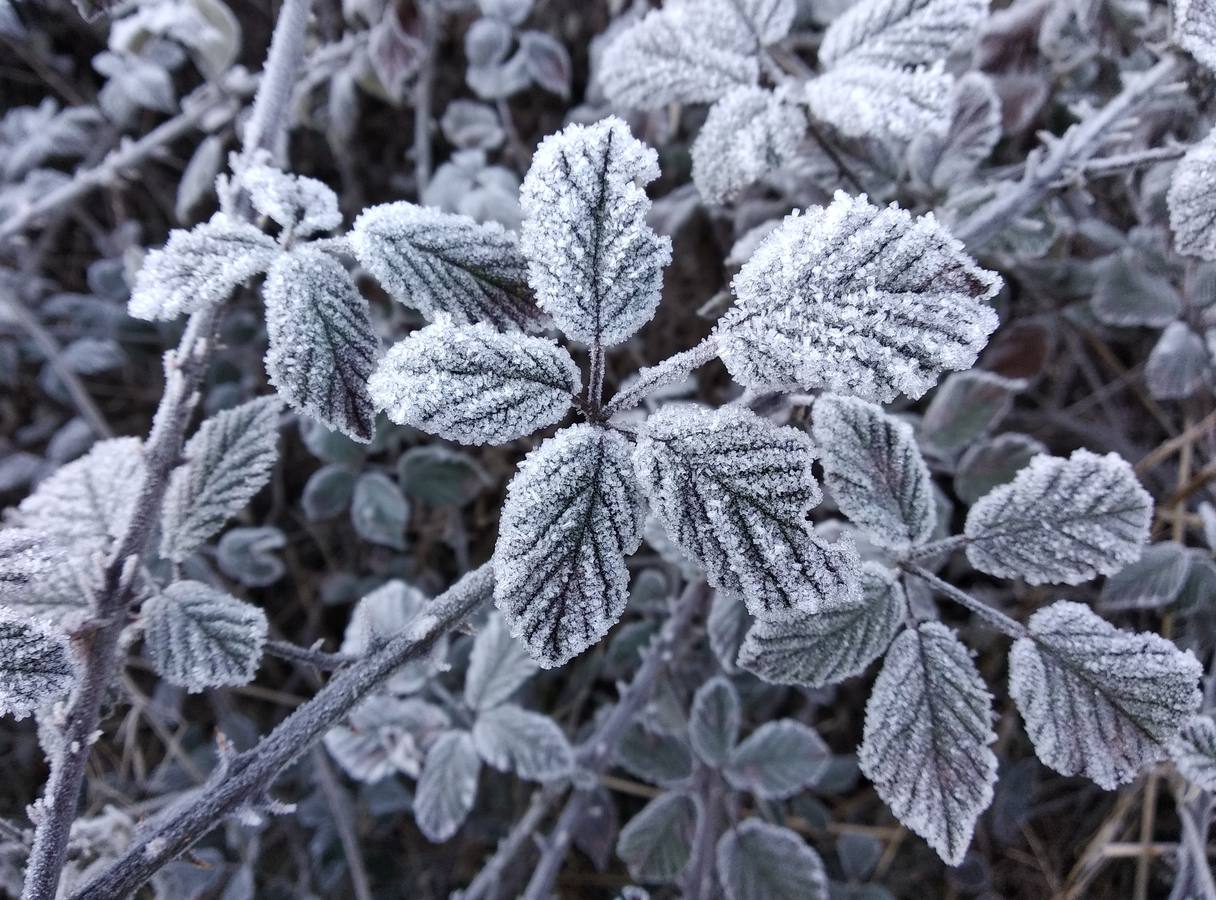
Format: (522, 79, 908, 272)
(1168, 126, 1216, 260)
(160, 396, 282, 562)
(964, 449, 1153, 585)
(716, 192, 1001, 403)
(368, 318, 580, 445)
(1175, 0, 1216, 73)
(803, 63, 953, 144)
(812, 394, 936, 549)
(350, 201, 541, 331)
(242, 163, 342, 237)
(632, 404, 861, 619)
(859, 621, 997, 866)
(519, 117, 672, 346)
(0, 608, 76, 720)
(262, 247, 378, 442)
(493, 425, 644, 668)
(1009, 601, 1202, 789)
(141, 580, 268, 693)
(128, 213, 279, 321)
(691, 86, 807, 205)
(819, 0, 990, 69)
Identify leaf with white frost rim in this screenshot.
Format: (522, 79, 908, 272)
(689, 677, 741, 768)
(804, 65, 953, 144)
(692, 86, 806, 205)
(633, 404, 861, 620)
(738, 563, 906, 688)
(142, 581, 268, 693)
(819, 0, 989, 68)
(859, 622, 997, 866)
(472, 704, 573, 781)
(716, 820, 828, 900)
(1169, 127, 1216, 260)
(242, 164, 342, 238)
(520, 117, 672, 346)
(1171, 715, 1216, 792)
(717, 192, 1000, 403)
(369, 318, 579, 446)
(1009, 601, 1201, 789)
(415, 730, 481, 842)
(463, 611, 538, 711)
(350, 202, 540, 331)
(812, 394, 935, 549)
(341, 581, 442, 695)
(724, 719, 831, 799)
(1099, 541, 1192, 612)
(0, 610, 75, 719)
(907, 72, 1002, 191)
(494, 425, 643, 668)
(128, 213, 278, 321)
(1175, 0, 1216, 74)
(160, 397, 282, 562)
(964, 449, 1153, 585)
(262, 248, 378, 442)
(616, 792, 700, 883)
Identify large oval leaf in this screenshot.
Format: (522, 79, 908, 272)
(716, 820, 828, 900)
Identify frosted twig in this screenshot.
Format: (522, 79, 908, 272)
(413, 0, 439, 195)
(312, 748, 373, 900)
(602, 335, 719, 417)
(904, 565, 1028, 638)
(459, 785, 564, 900)
(265, 640, 355, 671)
(681, 767, 725, 899)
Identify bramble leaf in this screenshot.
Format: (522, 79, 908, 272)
(716, 820, 828, 900)
(463, 611, 538, 711)
(415, 730, 481, 842)
(819, 0, 989, 68)
(471, 704, 574, 781)
(1171, 714, 1216, 792)
(242, 164, 342, 238)
(691, 87, 806, 205)
(804, 65, 953, 144)
(0, 610, 75, 719)
(688, 676, 741, 767)
(724, 719, 831, 799)
(616, 791, 700, 883)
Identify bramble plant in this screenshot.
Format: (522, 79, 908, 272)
(4, 0, 1216, 897)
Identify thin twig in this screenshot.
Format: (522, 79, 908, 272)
(312, 748, 373, 900)
(460, 786, 564, 900)
(265, 640, 355, 672)
(904, 565, 1028, 639)
(413, 0, 439, 196)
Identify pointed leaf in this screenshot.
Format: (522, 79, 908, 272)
(724, 719, 831, 799)
(716, 820, 828, 900)
(350, 202, 540, 331)
(692, 87, 806, 205)
(964, 449, 1153, 585)
(689, 676, 742, 767)
(242, 164, 341, 238)
(471, 703, 574, 781)
(1146, 321, 1208, 400)
(463, 611, 537, 710)
(0, 609, 75, 719)
(859, 622, 997, 865)
(368, 318, 578, 445)
(819, 0, 989, 68)
(494, 425, 644, 667)
(633, 404, 861, 620)
(804, 65, 953, 144)
(1171, 714, 1216, 792)
(520, 117, 672, 346)
(263, 247, 378, 442)
(616, 792, 700, 883)
(1009, 601, 1202, 789)
(341, 581, 442, 695)
(717, 192, 1001, 402)
(415, 729, 481, 842)
(142, 581, 268, 693)
(1099, 541, 1192, 612)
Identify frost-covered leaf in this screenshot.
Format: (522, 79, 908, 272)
(415, 730, 481, 842)
(1171, 715, 1216, 792)
(471, 704, 574, 780)
(907, 73, 1002, 191)
(519, 117, 672, 346)
(1146, 321, 1208, 400)
(920, 370, 1023, 456)
(142, 581, 267, 693)
(738, 563, 906, 688)
(216, 526, 285, 587)
(1099, 541, 1192, 612)
(717, 192, 1000, 402)
(0, 99, 99, 181)
(964, 449, 1153, 585)
(860, 622, 996, 865)
(804, 65, 953, 144)
(242, 164, 342, 238)
(1169, 129, 1216, 260)
(160, 397, 282, 561)
(716, 820, 828, 900)
(1175, 0, 1216, 73)
(708, 590, 750, 674)
(342, 581, 441, 695)
(616, 792, 699, 883)
(617, 723, 695, 787)
(263, 248, 377, 442)
(692, 87, 806, 205)
(0, 530, 61, 603)
(820, 0, 987, 68)
(1090, 248, 1182, 326)
(812, 394, 935, 549)
(1009, 601, 1202, 789)
(13, 437, 144, 552)
(954, 432, 1044, 505)
(723, 720, 831, 799)
(128, 213, 278, 321)
(398, 446, 488, 507)
(351, 472, 410, 550)
(350, 202, 541, 331)
(463, 611, 537, 711)
(634, 404, 861, 620)
(0, 610, 75, 719)
(368, 318, 578, 445)
(494, 426, 643, 667)
(689, 676, 741, 767)
(302, 464, 355, 520)
(324, 696, 451, 782)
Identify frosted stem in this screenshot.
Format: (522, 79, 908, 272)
(904, 565, 1028, 639)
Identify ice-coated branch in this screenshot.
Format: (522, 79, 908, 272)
(952, 54, 1183, 249)
(903, 565, 1028, 639)
(265, 639, 356, 671)
(518, 579, 711, 900)
(68, 565, 494, 900)
(237, 0, 312, 166)
(602, 335, 720, 418)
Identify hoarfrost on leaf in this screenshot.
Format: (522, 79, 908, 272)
(350, 202, 541, 331)
(463, 611, 538, 711)
(717, 192, 1000, 402)
(1168, 127, 1216, 260)
(160, 397, 282, 562)
(0, 529, 62, 603)
(341, 581, 443, 695)
(1174, 0, 1216, 73)
(688, 676, 741, 768)
(415, 729, 481, 842)
(368, 318, 579, 445)
(738, 563, 906, 688)
(812, 394, 936, 549)
(964, 449, 1153, 585)
(723, 719, 831, 799)
(633, 403, 861, 620)
(241, 164, 342, 238)
(128, 213, 279, 321)
(262, 247, 378, 442)
(519, 117, 672, 346)
(859, 622, 997, 866)
(141, 581, 268, 693)
(818, 0, 989, 69)
(1008, 600, 1201, 789)
(1146, 321, 1208, 400)
(494, 425, 643, 667)
(691, 87, 807, 205)
(324, 696, 450, 782)
(471, 704, 574, 781)
(0, 608, 75, 720)
(803, 65, 954, 144)
(1171, 714, 1216, 792)
(615, 791, 700, 883)
(907, 72, 1002, 192)
(715, 820, 828, 900)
